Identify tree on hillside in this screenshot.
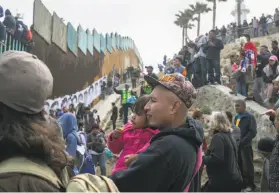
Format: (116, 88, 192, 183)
(190, 2, 211, 36)
(206, 0, 227, 30)
(174, 9, 195, 47)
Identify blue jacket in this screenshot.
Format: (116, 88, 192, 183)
(58, 113, 79, 157)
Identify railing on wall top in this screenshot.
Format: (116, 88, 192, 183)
(0, 33, 27, 54)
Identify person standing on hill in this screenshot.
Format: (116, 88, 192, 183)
(204, 29, 224, 85)
(243, 34, 257, 100)
(114, 84, 133, 124)
(143, 66, 158, 94)
(173, 56, 187, 77)
(111, 102, 118, 130)
(259, 14, 269, 36)
(252, 17, 259, 37)
(234, 100, 257, 192)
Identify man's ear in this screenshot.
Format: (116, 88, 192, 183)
(171, 100, 181, 114)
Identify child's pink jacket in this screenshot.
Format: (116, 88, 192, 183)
(107, 122, 159, 174)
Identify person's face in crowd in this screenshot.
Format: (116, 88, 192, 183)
(269, 59, 276, 66)
(260, 46, 268, 54)
(69, 104, 74, 110)
(112, 103, 115, 107)
(125, 85, 129, 91)
(235, 102, 245, 114)
(130, 112, 147, 129)
(140, 81, 144, 86)
(147, 67, 153, 75)
(173, 58, 181, 67)
(209, 32, 216, 39)
(272, 42, 278, 49)
(159, 66, 163, 72)
(92, 127, 99, 135)
(144, 86, 175, 128)
(62, 107, 68, 113)
(262, 13, 265, 17)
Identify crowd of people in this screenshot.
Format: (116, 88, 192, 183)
(0, 50, 278, 192)
(0, 4, 279, 192)
(223, 35, 279, 109)
(0, 5, 33, 51)
(160, 28, 279, 110)
(215, 8, 279, 44)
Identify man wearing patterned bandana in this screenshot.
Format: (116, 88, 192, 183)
(111, 73, 203, 192)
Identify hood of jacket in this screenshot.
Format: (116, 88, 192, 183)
(151, 118, 203, 148)
(58, 113, 78, 138)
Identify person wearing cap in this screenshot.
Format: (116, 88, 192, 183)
(143, 66, 158, 94)
(262, 55, 279, 105)
(114, 84, 133, 124)
(0, 51, 71, 191)
(271, 40, 279, 61)
(111, 73, 202, 192)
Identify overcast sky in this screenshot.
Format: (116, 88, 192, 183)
(1, 0, 278, 71)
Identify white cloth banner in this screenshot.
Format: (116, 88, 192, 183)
(44, 76, 107, 113)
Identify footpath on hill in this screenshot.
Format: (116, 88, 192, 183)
(93, 81, 134, 129)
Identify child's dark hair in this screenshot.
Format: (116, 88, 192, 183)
(132, 95, 150, 115)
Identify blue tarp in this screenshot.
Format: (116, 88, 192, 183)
(67, 22, 78, 56)
(100, 34, 105, 54)
(78, 25, 87, 55)
(87, 29, 94, 55)
(93, 30, 100, 53)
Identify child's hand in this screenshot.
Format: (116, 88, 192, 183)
(112, 128, 122, 139)
(124, 154, 138, 166)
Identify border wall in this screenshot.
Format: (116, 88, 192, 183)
(31, 0, 143, 98)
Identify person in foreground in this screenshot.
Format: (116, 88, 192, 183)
(203, 112, 242, 192)
(0, 51, 71, 191)
(111, 73, 202, 192)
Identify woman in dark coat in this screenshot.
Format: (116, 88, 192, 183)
(203, 111, 243, 192)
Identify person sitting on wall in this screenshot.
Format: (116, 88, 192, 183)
(3, 9, 16, 35)
(0, 6, 5, 42)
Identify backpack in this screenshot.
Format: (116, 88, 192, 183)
(0, 157, 119, 192)
(76, 131, 95, 175)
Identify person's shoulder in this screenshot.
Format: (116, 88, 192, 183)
(0, 173, 60, 192)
